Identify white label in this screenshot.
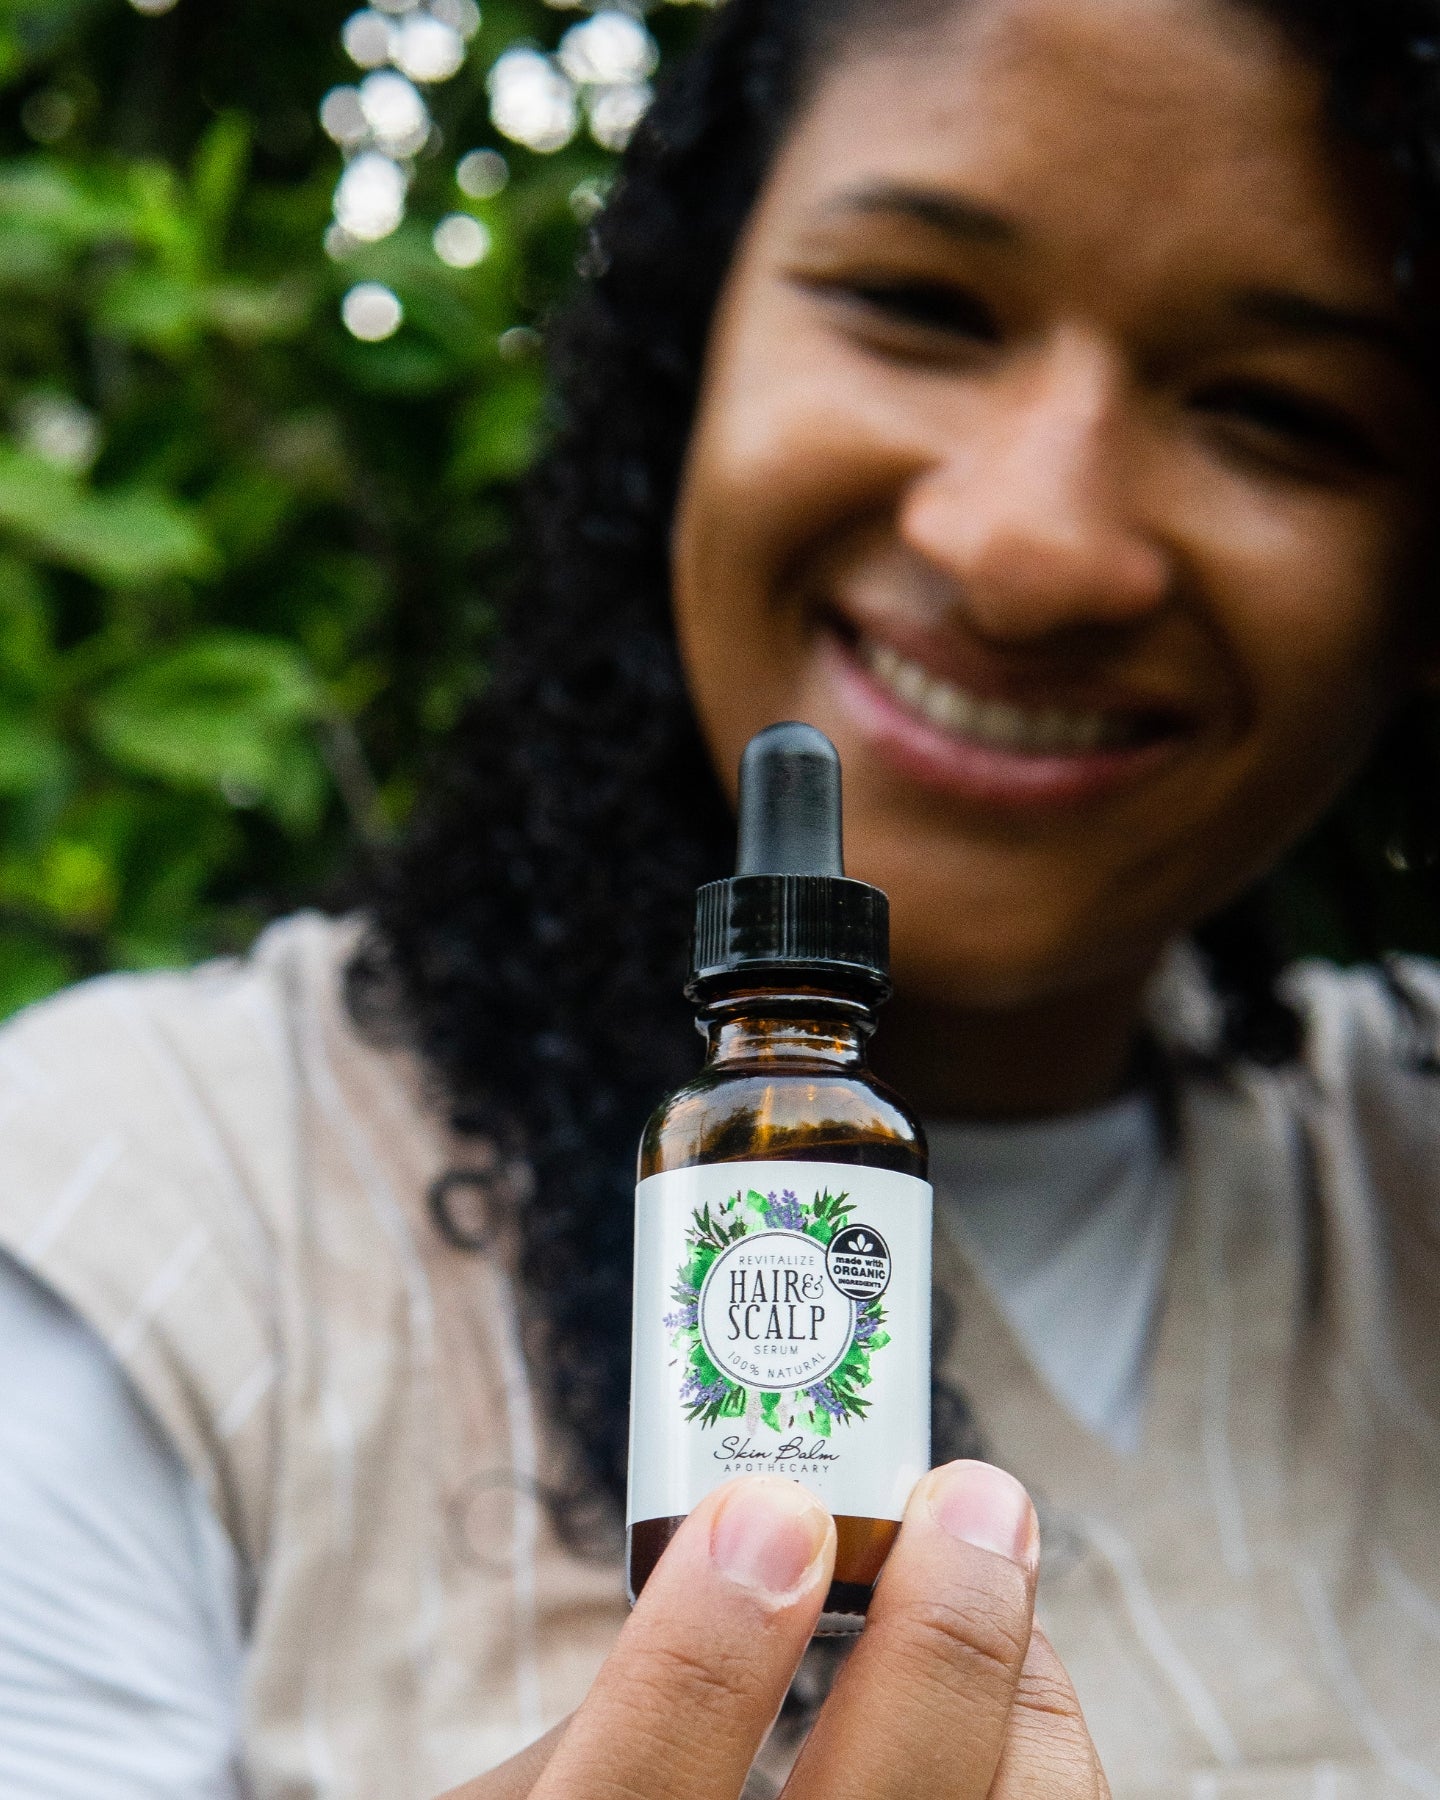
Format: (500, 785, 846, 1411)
(627, 1161, 931, 1526)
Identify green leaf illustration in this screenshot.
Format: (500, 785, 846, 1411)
(669, 1184, 892, 1433)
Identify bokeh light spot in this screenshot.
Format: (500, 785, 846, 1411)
(430, 0, 481, 37)
(342, 282, 404, 341)
(585, 80, 650, 151)
(558, 11, 657, 86)
(393, 15, 466, 82)
(568, 176, 608, 222)
(15, 393, 101, 472)
(487, 48, 577, 154)
(342, 10, 394, 69)
(333, 151, 408, 241)
(21, 90, 77, 144)
(433, 213, 492, 267)
(320, 86, 369, 148)
(358, 69, 431, 155)
(456, 147, 508, 198)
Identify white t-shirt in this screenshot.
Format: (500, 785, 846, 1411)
(930, 1090, 1174, 1454)
(0, 1253, 246, 1799)
(0, 1095, 1172, 1796)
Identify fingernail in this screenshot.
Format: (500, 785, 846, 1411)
(926, 1461, 1038, 1570)
(710, 1477, 832, 1598)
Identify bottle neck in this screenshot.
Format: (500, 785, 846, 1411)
(698, 986, 877, 1072)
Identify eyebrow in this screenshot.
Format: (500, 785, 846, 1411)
(819, 186, 1424, 375)
(1232, 289, 1418, 368)
(823, 181, 1019, 246)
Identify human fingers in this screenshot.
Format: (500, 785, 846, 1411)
(528, 1475, 835, 1800)
(783, 1460, 1039, 1800)
(987, 1625, 1110, 1799)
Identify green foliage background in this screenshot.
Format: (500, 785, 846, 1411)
(0, 0, 704, 1017)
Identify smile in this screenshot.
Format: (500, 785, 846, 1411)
(822, 626, 1188, 812)
(859, 640, 1144, 756)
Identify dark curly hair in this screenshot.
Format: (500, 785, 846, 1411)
(353, 0, 1440, 1541)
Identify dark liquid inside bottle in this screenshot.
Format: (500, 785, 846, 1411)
(627, 984, 926, 1629)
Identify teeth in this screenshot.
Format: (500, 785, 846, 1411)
(861, 640, 1129, 755)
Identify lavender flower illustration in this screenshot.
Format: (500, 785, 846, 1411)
(805, 1382, 845, 1419)
(763, 1188, 805, 1231)
(680, 1372, 729, 1409)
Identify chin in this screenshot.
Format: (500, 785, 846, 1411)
(887, 914, 1144, 1014)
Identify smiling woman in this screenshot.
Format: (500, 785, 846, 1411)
(4, 0, 1440, 1797)
(677, 0, 1440, 1074)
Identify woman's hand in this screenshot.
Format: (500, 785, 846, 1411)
(443, 1460, 1108, 1800)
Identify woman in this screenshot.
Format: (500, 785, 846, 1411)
(2, 0, 1439, 1793)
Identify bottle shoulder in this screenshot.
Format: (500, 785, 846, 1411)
(640, 1063, 926, 1180)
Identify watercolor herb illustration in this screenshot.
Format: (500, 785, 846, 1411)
(665, 1187, 891, 1434)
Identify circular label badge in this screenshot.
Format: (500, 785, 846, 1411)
(698, 1230, 854, 1392)
(825, 1224, 892, 1301)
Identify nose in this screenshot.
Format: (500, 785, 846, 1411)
(899, 332, 1171, 643)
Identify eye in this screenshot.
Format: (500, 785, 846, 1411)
(845, 280, 999, 339)
(800, 273, 1001, 350)
(1192, 380, 1387, 476)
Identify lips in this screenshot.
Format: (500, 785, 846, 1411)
(820, 623, 1191, 811)
(862, 639, 1147, 755)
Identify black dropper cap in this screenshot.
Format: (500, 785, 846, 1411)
(687, 723, 891, 1000)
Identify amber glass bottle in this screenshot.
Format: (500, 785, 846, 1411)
(626, 725, 931, 1633)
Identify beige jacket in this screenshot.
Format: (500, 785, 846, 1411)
(0, 912, 1436, 1799)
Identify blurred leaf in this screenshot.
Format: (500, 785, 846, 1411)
(0, 934, 73, 1019)
(0, 553, 52, 685)
(91, 631, 327, 831)
(0, 0, 107, 88)
(33, 836, 114, 926)
(0, 832, 115, 929)
(0, 159, 136, 245)
(0, 218, 69, 284)
(191, 113, 251, 256)
(329, 331, 457, 397)
(97, 268, 305, 353)
(204, 276, 310, 343)
(452, 368, 547, 488)
(97, 266, 202, 350)
(0, 714, 68, 795)
(0, 449, 217, 584)
(202, 464, 301, 561)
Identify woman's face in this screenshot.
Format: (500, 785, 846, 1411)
(673, 0, 1440, 1010)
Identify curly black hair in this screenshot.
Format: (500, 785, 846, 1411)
(353, 0, 1440, 1541)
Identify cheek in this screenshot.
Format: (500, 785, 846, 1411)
(678, 344, 895, 603)
(671, 418, 809, 799)
(673, 303, 907, 790)
(1202, 494, 1416, 810)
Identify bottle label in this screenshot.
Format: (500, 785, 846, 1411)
(627, 1160, 932, 1526)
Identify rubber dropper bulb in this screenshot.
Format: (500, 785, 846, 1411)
(735, 723, 845, 878)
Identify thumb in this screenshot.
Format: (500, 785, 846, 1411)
(531, 1476, 834, 1800)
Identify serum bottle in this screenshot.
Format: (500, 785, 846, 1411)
(627, 723, 931, 1631)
